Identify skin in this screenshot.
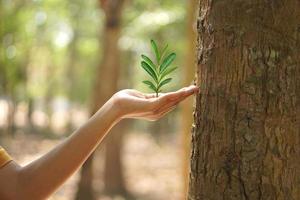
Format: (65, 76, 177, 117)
(0, 85, 198, 200)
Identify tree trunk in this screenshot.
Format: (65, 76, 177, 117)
(6, 97, 16, 136)
(103, 121, 128, 195)
(26, 97, 34, 133)
(189, 1, 300, 200)
(100, 0, 129, 196)
(181, 0, 197, 198)
(75, 154, 95, 200)
(75, 0, 126, 199)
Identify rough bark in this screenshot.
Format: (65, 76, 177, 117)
(75, 0, 126, 199)
(189, 1, 300, 200)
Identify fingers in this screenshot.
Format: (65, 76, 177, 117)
(156, 105, 177, 118)
(151, 86, 197, 116)
(144, 85, 198, 100)
(154, 91, 188, 114)
(154, 101, 178, 116)
(168, 85, 199, 99)
(143, 104, 177, 121)
(153, 85, 198, 106)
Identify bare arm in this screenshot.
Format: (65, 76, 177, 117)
(0, 86, 198, 200)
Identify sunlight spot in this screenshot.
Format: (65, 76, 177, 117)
(137, 10, 178, 27)
(53, 23, 73, 48)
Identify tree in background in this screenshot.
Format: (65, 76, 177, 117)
(100, 0, 130, 196)
(189, 1, 300, 199)
(75, 0, 126, 199)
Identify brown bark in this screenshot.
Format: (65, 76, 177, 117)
(189, 1, 300, 200)
(75, 0, 126, 199)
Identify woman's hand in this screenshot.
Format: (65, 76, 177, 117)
(111, 85, 199, 121)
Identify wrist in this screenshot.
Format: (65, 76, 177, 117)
(92, 98, 122, 126)
(107, 98, 123, 124)
(108, 97, 123, 122)
(109, 93, 128, 120)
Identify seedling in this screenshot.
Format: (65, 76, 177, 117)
(140, 39, 177, 97)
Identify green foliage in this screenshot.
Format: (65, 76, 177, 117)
(1, 0, 186, 105)
(140, 39, 177, 97)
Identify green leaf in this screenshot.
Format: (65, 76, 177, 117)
(151, 39, 160, 63)
(160, 53, 176, 72)
(158, 78, 172, 90)
(160, 66, 177, 80)
(142, 80, 157, 92)
(141, 54, 157, 72)
(141, 61, 158, 83)
(140, 40, 177, 96)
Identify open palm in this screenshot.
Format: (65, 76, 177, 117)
(112, 85, 199, 121)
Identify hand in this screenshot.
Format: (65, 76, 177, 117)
(111, 85, 199, 121)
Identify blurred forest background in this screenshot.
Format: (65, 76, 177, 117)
(0, 0, 197, 199)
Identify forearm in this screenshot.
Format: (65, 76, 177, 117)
(17, 99, 120, 200)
